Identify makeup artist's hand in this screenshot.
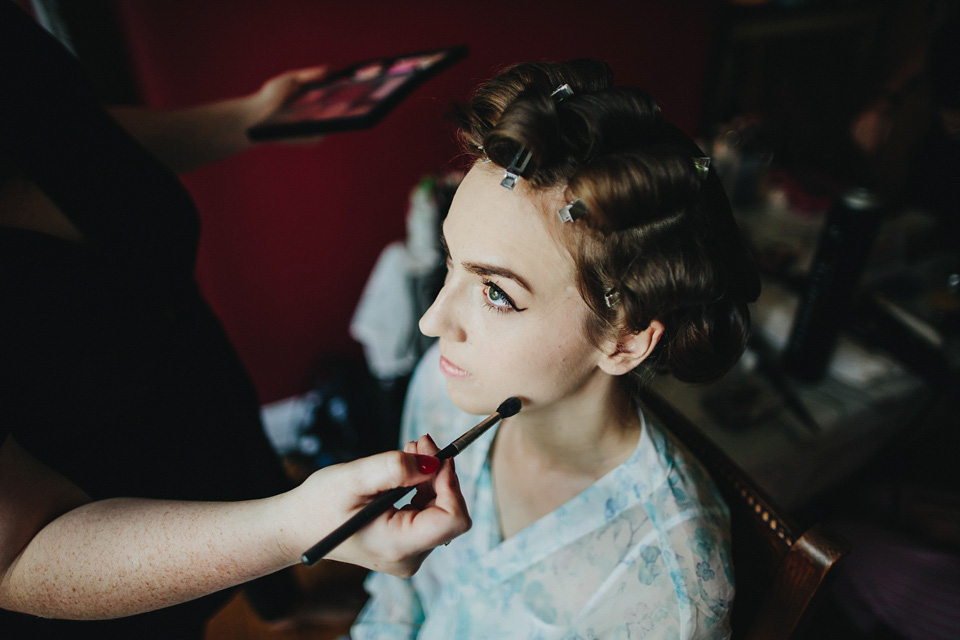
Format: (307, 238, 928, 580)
(244, 65, 329, 130)
(286, 438, 470, 577)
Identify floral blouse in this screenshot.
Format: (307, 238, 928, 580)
(350, 344, 734, 639)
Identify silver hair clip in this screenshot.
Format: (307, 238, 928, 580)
(550, 83, 574, 103)
(694, 157, 711, 181)
(501, 146, 532, 190)
(604, 289, 620, 308)
(557, 198, 588, 223)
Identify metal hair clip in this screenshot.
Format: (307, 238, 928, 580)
(475, 144, 492, 163)
(604, 289, 620, 308)
(550, 83, 574, 103)
(501, 146, 533, 190)
(557, 198, 588, 223)
(694, 156, 711, 181)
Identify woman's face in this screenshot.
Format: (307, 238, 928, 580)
(419, 163, 613, 416)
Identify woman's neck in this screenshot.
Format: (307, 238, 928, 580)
(490, 377, 641, 539)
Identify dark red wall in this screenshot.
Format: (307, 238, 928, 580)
(113, 0, 714, 402)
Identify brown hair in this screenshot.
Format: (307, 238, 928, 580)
(455, 59, 760, 384)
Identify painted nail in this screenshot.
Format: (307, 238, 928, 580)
(416, 455, 440, 474)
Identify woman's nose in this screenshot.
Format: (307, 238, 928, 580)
(419, 285, 466, 342)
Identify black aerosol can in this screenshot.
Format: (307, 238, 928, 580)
(782, 187, 883, 382)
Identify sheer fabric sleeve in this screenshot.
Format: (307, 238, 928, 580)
(349, 571, 425, 640)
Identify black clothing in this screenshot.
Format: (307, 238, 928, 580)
(1, 4, 291, 637)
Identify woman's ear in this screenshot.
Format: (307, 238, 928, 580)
(598, 320, 665, 376)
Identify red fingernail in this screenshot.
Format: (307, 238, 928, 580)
(416, 455, 440, 474)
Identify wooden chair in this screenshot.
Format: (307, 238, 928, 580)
(638, 389, 849, 640)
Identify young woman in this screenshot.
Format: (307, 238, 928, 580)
(350, 59, 760, 639)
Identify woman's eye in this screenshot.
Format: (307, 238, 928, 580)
(482, 282, 521, 312)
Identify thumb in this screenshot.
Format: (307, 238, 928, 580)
(347, 451, 440, 498)
(291, 65, 328, 84)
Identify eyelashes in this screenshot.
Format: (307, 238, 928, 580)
(482, 281, 525, 313)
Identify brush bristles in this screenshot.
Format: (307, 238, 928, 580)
(496, 397, 522, 419)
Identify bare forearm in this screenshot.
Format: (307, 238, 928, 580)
(0, 495, 296, 620)
(0, 440, 466, 621)
(109, 98, 259, 174)
(107, 66, 327, 174)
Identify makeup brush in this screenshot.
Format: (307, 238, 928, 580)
(301, 396, 522, 566)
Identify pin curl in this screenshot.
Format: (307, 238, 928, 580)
(500, 84, 576, 190)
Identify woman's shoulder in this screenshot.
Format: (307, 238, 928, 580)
(635, 408, 728, 516)
(630, 407, 734, 632)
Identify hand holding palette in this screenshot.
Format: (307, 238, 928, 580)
(247, 45, 467, 140)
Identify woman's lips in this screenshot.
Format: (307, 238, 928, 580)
(439, 355, 470, 378)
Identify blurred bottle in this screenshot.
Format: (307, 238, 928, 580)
(782, 187, 884, 381)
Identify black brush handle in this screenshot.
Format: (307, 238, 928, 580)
(301, 485, 414, 566)
(299, 440, 471, 566)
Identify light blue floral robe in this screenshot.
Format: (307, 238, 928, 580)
(351, 344, 734, 639)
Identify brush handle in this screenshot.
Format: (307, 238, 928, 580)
(299, 440, 472, 566)
(301, 484, 414, 566)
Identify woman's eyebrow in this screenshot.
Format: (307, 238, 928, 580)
(463, 263, 533, 294)
(441, 231, 534, 294)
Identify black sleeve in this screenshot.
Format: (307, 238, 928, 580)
(0, 2, 200, 271)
